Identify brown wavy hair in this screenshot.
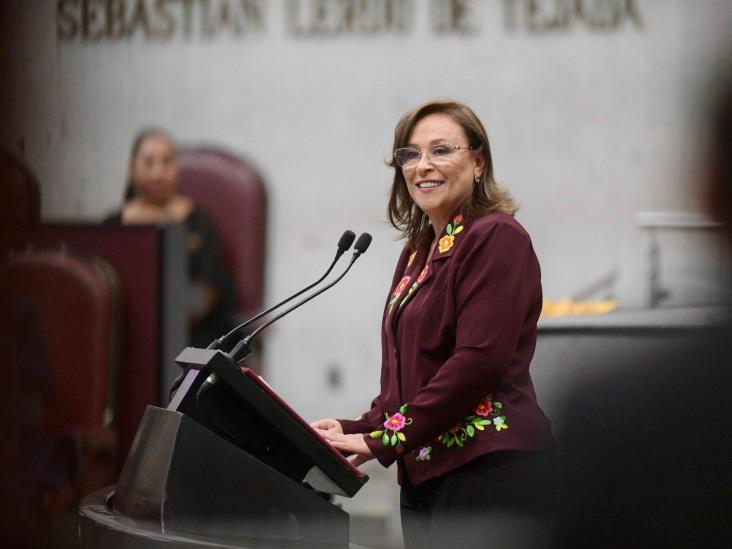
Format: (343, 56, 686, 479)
(387, 100, 517, 248)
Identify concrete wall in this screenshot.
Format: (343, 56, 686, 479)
(3, 0, 730, 434)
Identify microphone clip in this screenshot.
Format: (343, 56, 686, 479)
(228, 338, 252, 363)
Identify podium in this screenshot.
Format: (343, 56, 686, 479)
(79, 348, 369, 548)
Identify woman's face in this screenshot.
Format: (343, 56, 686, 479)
(130, 134, 179, 206)
(402, 113, 484, 229)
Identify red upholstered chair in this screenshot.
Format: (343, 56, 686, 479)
(177, 148, 268, 323)
(0, 248, 122, 509)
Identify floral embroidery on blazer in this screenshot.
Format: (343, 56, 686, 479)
(387, 275, 412, 314)
(369, 404, 413, 454)
(415, 446, 432, 462)
(437, 215, 464, 253)
(398, 264, 429, 311)
(388, 213, 466, 316)
(438, 394, 508, 449)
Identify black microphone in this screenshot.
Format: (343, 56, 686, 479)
(352, 232, 372, 257)
(208, 229, 356, 350)
(228, 232, 372, 362)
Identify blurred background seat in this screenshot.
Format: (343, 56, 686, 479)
(0, 247, 122, 512)
(178, 148, 267, 325)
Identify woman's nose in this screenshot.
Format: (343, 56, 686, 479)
(150, 162, 165, 180)
(416, 151, 434, 173)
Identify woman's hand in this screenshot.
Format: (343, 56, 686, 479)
(319, 431, 375, 467)
(311, 419, 374, 467)
(310, 418, 343, 434)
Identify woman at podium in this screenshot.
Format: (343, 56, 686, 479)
(106, 128, 236, 348)
(313, 100, 555, 548)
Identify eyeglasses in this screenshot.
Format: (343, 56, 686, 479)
(394, 142, 478, 169)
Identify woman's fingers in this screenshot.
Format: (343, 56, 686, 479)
(320, 433, 375, 468)
(323, 433, 374, 459)
(310, 418, 343, 433)
(348, 454, 368, 467)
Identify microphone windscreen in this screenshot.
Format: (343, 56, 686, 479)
(337, 230, 356, 252)
(354, 233, 372, 254)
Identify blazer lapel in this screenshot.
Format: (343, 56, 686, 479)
(385, 245, 422, 347)
(391, 212, 468, 322)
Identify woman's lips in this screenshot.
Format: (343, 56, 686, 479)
(416, 180, 444, 191)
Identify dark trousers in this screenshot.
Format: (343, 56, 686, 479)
(400, 449, 557, 549)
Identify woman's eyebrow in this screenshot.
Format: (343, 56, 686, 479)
(405, 138, 450, 148)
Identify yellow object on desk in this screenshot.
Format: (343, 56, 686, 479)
(541, 298, 618, 317)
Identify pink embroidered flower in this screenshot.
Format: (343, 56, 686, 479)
(454, 214, 463, 224)
(417, 265, 429, 284)
(394, 276, 411, 296)
(371, 404, 412, 448)
(474, 400, 493, 417)
(384, 412, 407, 431)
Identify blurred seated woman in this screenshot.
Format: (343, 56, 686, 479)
(107, 128, 237, 348)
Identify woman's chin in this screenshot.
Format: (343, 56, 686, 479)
(142, 192, 174, 207)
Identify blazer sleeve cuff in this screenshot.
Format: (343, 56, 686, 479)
(365, 434, 399, 468)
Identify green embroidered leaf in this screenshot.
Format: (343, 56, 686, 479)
(465, 415, 477, 422)
(474, 423, 484, 431)
(384, 412, 390, 420)
(370, 430, 384, 439)
(478, 419, 491, 425)
(446, 224, 453, 235)
(447, 437, 455, 448)
(454, 225, 464, 234)
(456, 436, 464, 448)
(390, 433, 397, 446)
(399, 404, 408, 414)
(495, 402, 503, 409)
(466, 425, 475, 437)
(397, 432, 406, 442)
(382, 433, 389, 446)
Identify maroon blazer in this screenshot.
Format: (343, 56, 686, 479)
(339, 211, 551, 486)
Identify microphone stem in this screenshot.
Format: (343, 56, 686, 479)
(214, 252, 343, 347)
(245, 254, 360, 346)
